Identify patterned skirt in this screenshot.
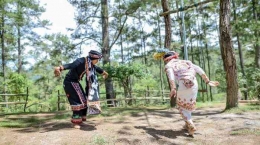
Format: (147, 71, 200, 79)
(177, 79, 198, 111)
(63, 79, 87, 111)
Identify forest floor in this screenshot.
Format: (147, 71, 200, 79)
(0, 103, 260, 145)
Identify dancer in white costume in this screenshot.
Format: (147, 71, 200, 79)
(158, 51, 219, 136)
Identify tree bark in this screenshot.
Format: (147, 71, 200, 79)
(1, 11, 8, 107)
(156, 8, 165, 104)
(188, 25, 194, 63)
(17, 2, 22, 73)
(161, 0, 172, 48)
(205, 43, 213, 101)
(101, 0, 115, 107)
(252, 0, 260, 68)
(232, 0, 248, 100)
(202, 21, 209, 101)
(18, 27, 22, 73)
(219, 0, 238, 109)
(161, 0, 175, 107)
(1, 15, 5, 83)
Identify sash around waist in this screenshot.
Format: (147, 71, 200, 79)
(177, 75, 195, 81)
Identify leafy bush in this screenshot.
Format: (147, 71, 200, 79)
(244, 67, 260, 99)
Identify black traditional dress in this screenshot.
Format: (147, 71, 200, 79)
(63, 56, 104, 124)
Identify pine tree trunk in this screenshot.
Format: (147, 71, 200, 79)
(232, 0, 248, 100)
(188, 26, 194, 63)
(17, 3, 22, 73)
(219, 0, 238, 109)
(201, 22, 209, 101)
(18, 27, 22, 73)
(161, 0, 172, 48)
(205, 43, 213, 101)
(1, 12, 8, 107)
(101, 0, 115, 107)
(161, 0, 175, 107)
(252, 0, 260, 68)
(118, 1, 124, 64)
(156, 8, 165, 104)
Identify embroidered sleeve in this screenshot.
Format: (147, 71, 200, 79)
(165, 67, 176, 90)
(192, 63, 205, 75)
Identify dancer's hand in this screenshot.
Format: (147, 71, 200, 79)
(102, 71, 108, 79)
(207, 81, 219, 87)
(169, 89, 177, 98)
(54, 67, 61, 77)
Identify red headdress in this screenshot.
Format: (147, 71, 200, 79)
(163, 51, 179, 62)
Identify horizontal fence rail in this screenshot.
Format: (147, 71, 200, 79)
(57, 90, 173, 110)
(0, 87, 29, 112)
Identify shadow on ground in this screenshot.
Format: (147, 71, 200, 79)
(13, 121, 97, 133)
(135, 126, 192, 139)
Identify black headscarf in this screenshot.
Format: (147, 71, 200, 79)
(163, 51, 176, 59)
(89, 50, 102, 60)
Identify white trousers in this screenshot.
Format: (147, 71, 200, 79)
(176, 79, 198, 124)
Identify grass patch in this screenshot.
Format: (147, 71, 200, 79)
(225, 104, 260, 113)
(197, 93, 226, 102)
(99, 106, 169, 117)
(53, 112, 71, 120)
(91, 135, 108, 145)
(0, 111, 71, 128)
(212, 93, 226, 101)
(0, 117, 44, 128)
(196, 101, 224, 109)
(230, 128, 260, 135)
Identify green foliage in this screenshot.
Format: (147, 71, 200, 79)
(244, 67, 260, 99)
(105, 63, 145, 80)
(103, 63, 146, 97)
(215, 68, 227, 93)
(132, 73, 157, 91)
(6, 73, 28, 94)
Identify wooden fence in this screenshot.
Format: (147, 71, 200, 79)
(0, 87, 29, 112)
(57, 90, 171, 111)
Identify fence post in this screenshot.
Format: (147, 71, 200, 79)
(58, 90, 60, 111)
(23, 87, 29, 112)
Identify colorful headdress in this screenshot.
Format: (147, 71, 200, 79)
(153, 48, 169, 60)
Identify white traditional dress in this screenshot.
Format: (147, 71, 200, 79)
(165, 59, 205, 123)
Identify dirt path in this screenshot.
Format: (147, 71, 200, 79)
(1, 106, 260, 145)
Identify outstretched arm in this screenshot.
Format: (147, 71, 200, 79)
(201, 74, 219, 87)
(192, 63, 219, 87)
(95, 66, 108, 79)
(54, 57, 84, 77)
(165, 67, 177, 98)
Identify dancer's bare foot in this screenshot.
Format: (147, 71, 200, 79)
(73, 124, 81, 129)
(186, 121, 197, 136)
(188, 127, 196, 136)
